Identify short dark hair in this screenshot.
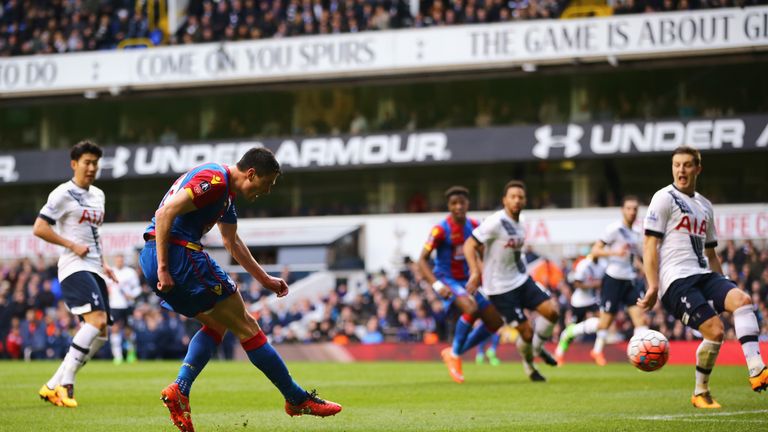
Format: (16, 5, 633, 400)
(444, 185, 469, 200)
(503, 180, 526, 196)
(622, 195, 639, 206)
(672, 146, 701, 166)
(70, 140, 102, 161)
(237, 147, 281, 176)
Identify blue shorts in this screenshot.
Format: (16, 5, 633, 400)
(139, 242, 238, 318)
(438, 276, 492, 312)
(600, 274, 642, 314)
(60, 271, 113, 324)
(661, 272, 734, 329)
(488, 277, 551, 327)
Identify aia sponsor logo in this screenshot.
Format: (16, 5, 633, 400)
(78, 209, 104, 225)
(504, 238, 524, 249)
(674, 215, 706, 236)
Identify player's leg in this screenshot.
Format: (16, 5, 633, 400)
(625, 281, 649, 336)
(486, 331, 501, 366)
(458, 295, 502, 355)
(523, 280, 558, 367)
(161, 315, 226, 432)
(207, 293, 341, 416)
(516, 321, 545, 381)
(592, 276, 621, 366)
(717, 279, 768, 392)
(556, 307, 599, 364)
(452, 294, 478, 356)
(476, 331, 487, 364)
(662, 274, 723, 408)
(110, 313, 125, 364)
(41, 272, 110, 408)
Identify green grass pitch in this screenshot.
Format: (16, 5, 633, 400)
(1, 360, 766, 431)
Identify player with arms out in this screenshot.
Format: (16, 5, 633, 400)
(638, 146, 768, 408)
(418, 186, 503, 383)
(139, 148, 341, 432)
(464, 181, 559, 382)
(35, 140, 118, 408)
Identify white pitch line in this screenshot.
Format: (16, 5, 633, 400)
(635, 409, 768, 421)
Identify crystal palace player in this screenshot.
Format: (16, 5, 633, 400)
(35, 140, 118, 408)
(418, 186, 503, 383)
(139, 148, 341, 432)
(464, 181, 559, 382)
(638, 146, 768, 408)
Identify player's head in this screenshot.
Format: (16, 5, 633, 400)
(621, 195, 639, 226)
(70, 140, 103, 188)
(671, 146, 702, 194)
(444, 186, 470, 221)
(502, 180, 526, 217)
(113, 254, 125, 268)
(236, 147, 281, 201)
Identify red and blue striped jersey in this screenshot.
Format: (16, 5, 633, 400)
(423, 216, 479, 281)
(144, 163, 236, 243)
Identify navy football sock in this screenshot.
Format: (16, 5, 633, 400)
(242, 332, 307, 405)
(175, 326, 222, 396)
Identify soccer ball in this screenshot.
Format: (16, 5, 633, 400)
(627, 330, 669, 372)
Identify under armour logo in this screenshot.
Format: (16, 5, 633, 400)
(532, 125, 584, 159)
(99, 146, 131, 178)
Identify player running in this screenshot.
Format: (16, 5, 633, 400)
(555, 254, 604, 365)
(35, 140, 117, 408)
(573, 197, 648, 366)
(418, 186, 503, 384)
(638, 146, 767, 408)
(464, 180, 559, 382)
(139, 148, 341, 432)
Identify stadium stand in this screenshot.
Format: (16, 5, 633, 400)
(3, 0, 766, 57)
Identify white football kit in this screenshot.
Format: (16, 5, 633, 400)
(39, 180, 106, 282)
(599, 221, 640, 281)
(570, 258, 605, 308)
(471, 210, 529, 296)
(643, 184, 716, 298)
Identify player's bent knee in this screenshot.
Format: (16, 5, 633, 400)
(699, 318, 724, 342)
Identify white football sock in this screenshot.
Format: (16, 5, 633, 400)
(694, 339, 721, 395)
(60, 323, 100, 386)
(593, 329, 608, 354)
(733, 305, 766, 377)
(532, 316, 555, 356)
(517, 337, 535, 376)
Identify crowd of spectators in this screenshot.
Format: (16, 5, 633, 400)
(4, 0, 766, 56)
(1, 239, 766, 361)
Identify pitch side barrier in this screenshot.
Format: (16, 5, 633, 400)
(234, 341, 768, 363)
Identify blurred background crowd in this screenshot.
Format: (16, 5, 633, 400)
(1, 239, 765, 361)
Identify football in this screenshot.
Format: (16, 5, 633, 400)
(627, 330, 669, 372)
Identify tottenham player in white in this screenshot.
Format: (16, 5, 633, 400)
(638, 146, 767, 409)
(585, 196, 649, 366)
(108, 254, 141, 364)
(464, 180, 559, 382)
(34, 141, 117, 408)
(555, 254, 605, 365)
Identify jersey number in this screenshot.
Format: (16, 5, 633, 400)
(689, 236, 707, 268)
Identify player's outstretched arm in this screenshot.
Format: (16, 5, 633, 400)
(638, 235, 661, 310)
(218, 222, 288, 297)
(154, 190, 197, 292)
(32, 217, 89, 257)
(463, 236, 483, 294)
